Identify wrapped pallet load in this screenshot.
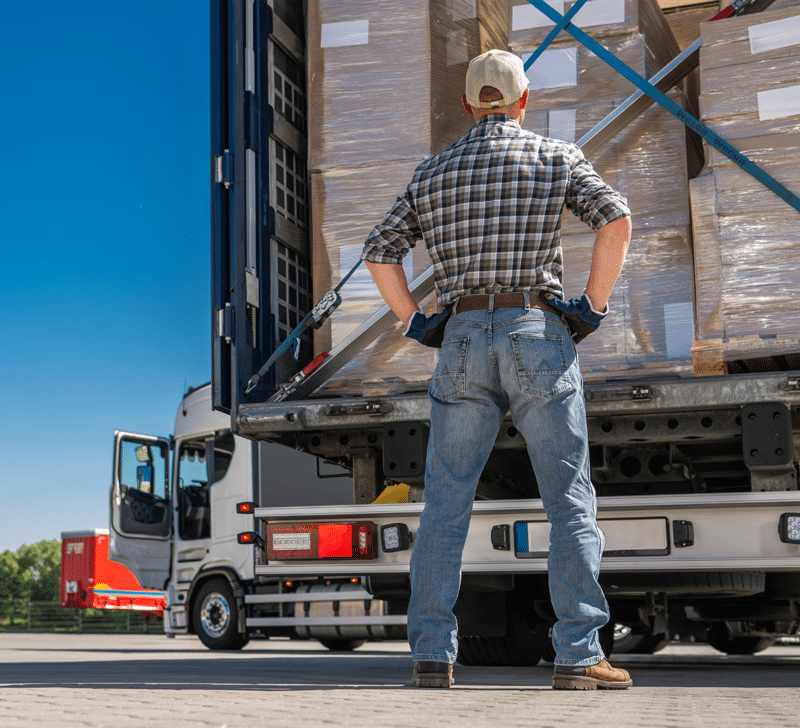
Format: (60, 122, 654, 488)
(307, 0, 508, 396)
(515, 0, 698, 378)
(690, 5, 800, 374)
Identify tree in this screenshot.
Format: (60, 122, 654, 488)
(16, 540, 61, 602)
(0, 550, 31, 601)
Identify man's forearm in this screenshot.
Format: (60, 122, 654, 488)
(365, 261, 420, 327)
(584, 216, 632, 312)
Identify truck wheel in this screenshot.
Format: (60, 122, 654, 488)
(317, 638, 366, 651)
(193, 579, 249, 651)
(599, 621, 615, 658)
(457, 598, 549, 667)
(539, 621, 617, 663)
(614, 625, 668, 654)
(707, 625, 773, 655)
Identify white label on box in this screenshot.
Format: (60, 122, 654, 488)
(521, 48, 578, 90)
(447, 29, 470, 66)
(549, 109, 577, 142)
(447, 0, 477, 20)
(321, 20, 369, 48)
(748, 15, 800, 55)
(573, 0, 626, 28)
(757, 84, 800, 121)
(513, 1, 564, 30)
(664, 301, 694, 359)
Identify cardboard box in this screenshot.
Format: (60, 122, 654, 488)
(307, 0, 508, 172)
(509, 0, 680, 69)
(523, 94, 696, 232)
(517, 34, 649, 109)
(562, 225, 696, 379)
(691, 169, 800, 342)
(310, 162, 440, 395)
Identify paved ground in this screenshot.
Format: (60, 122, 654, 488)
(1, 633, 799, 727)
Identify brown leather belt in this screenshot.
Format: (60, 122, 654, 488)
(454, 293, 556, 314)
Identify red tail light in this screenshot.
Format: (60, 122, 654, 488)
(266, 522, 375, 560)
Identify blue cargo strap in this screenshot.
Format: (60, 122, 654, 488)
(524, 0, 800, 215)
(522, 0, 590, 71)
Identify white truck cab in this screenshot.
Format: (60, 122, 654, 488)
(111, 383, 400, 650)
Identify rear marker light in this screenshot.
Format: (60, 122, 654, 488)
(237, 502, 256, 514)
(266, 522, 375, 560)
(779, 513, 800, 544)
(237, 531, 265, 547)
(381, 523, 412, 552)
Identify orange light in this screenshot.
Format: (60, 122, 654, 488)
(237, 531, 257, 544)
(236, 502, 256, 514)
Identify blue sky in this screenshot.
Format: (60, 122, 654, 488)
(0, 2, 212, 551)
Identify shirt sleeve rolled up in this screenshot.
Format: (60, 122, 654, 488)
(361, 190, 421, 264)
(565, 147, 631, 231)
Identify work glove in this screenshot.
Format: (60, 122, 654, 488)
(403, 310, 451, 348)
(539, 291, 607, 344)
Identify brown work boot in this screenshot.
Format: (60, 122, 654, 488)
(413, 661, 454, 688)
(552, 659, 632, 690)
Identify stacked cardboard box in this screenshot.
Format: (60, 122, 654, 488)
(306, 0, 508, 395)
(514, 0, 697, 378)
(690, 6, 800, 371)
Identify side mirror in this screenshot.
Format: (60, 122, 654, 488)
(135, 444, 152, 463)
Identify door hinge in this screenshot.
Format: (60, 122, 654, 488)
(217, 303, 233, 344)
(215, 149, 233, 189)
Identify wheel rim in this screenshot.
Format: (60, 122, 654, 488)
(200, 592, 231, 638)
(614, 624, 632, 641)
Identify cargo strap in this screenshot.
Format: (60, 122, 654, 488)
(524, 0, 800, 215)
(244, 259, 363, 397)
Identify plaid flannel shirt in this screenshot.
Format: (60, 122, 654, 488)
(361, 114, 630, 305)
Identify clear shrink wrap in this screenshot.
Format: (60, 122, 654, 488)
(306, 0, 510, 395)
(508, 0, 680, 69)
(310, 162, 440, 397)
(516, 34, 648, 110)
(562, 225, 695, 379)
(698, 6, 800, 160)
(307, 0, 508, 172)
(524, 93, 698, 232)
(690, 167, 800, 343)
(689, 3, 800, 367)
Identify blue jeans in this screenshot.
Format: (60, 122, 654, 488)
(408, 302, 608, 667)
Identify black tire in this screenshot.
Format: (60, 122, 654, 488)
(457, 597, 549, 667)
(318, 638, 366, 651)
(599, 621, 615, 658)
(540, 628, 556, 663)
(614, 624, 668, 655)
(707, 625, 774, 655)
(192, 579, 249, 650)
(540, 621, 616, 663)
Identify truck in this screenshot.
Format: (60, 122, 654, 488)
(111, 383, 408, 650)
(203, 0, 800, 663)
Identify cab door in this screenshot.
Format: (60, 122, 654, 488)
(110, 431, 172, 590)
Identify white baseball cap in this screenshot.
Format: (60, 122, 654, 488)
(465, 49, 529, 109)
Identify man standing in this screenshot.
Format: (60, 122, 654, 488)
(361, 50, 632, 690)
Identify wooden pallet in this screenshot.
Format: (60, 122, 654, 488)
(691, 336, 800, 376)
